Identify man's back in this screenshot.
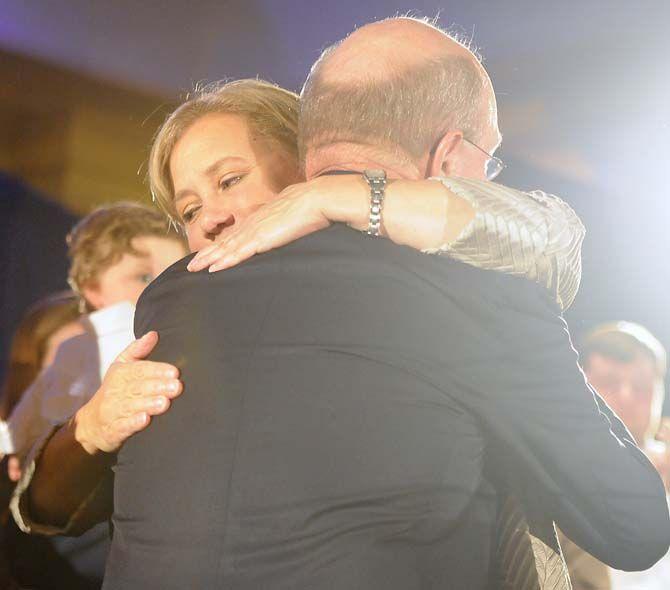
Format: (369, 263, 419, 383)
(104, 226, 669, 589)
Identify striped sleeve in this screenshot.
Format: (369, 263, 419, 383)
(422, 177, 585, 311)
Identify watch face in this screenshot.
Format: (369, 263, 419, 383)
(364, 169, 387, 182)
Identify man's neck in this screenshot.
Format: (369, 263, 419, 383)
(305, 143, 423, 180)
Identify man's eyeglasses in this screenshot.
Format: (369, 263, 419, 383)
(463, 138, 506, 181)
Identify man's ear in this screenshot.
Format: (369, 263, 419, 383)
(80, 283, 104, 312)
(425, 130, 463, 178)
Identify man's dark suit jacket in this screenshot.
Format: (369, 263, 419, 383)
(103, 226, 669, 589)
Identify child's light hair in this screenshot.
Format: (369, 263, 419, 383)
(67, 202, 185, 310)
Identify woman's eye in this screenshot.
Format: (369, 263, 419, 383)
(138, 273, 154, 285)
(181, 206, 200, 224)
(219, 175, 243, 191)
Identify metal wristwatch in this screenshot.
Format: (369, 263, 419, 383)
(363, 169, 387, 236)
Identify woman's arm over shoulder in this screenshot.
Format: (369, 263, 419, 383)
(425, 177, 586, 311)
(188, 173, 585, 305)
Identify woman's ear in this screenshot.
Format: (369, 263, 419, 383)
(425, 130, 463, 178)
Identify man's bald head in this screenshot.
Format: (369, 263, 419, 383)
(320, 17, 478, 84)
(300, 17, 500, 176)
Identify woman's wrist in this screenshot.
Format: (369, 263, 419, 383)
(313, 175, 370, 232)
(72, 405, 100, 456)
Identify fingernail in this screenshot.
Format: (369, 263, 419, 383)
(152, 397, 167, 409)
(166, 381, 179, 392)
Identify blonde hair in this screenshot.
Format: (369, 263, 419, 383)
(67, 202, 185, 309)
(148, 79, 300, 222)
(0, 291, 81, 419)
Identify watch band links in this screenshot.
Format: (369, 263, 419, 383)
(363, 169, 387, 236)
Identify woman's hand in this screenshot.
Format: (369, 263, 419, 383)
(74, 332, 183, 454)
(186, 173, 474, 273)
(187, 175, 369, 273)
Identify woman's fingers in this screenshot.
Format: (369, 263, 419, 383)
(115, 331, 160, 364)
(188, 242, 228, 271)
(131, 395, 171, 416)
(111, 414, 152, 444)
(190, 191, 331, 274)
(209, 239, 259, 273)
(127, 377, 182, 400)
(80, 350, 183, 453)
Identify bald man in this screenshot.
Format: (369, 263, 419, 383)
(300, 19, 501, 182)
(102, 18, 669, 589)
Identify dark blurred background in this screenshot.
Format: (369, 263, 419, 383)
(1, 0, 668, 409)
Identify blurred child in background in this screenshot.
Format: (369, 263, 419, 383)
(1, 202, 187, 589)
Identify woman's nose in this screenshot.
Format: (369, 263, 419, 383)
(199, 206, 234, 239)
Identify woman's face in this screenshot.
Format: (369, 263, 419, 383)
(170, 113, 301, 252)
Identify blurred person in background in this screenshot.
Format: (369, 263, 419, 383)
(4, 203, 186, 589)
(5, 203, 187, 464)
(561, 322, 670, 590)
(0, 291, 88, 589)
(0, 291, 82, 423)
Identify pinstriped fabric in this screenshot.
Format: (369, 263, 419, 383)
(529, 532, 573, 590)
(423, 177, 585, 311)
(497, 496, 573, 590)
(497, 495, 539, 590)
